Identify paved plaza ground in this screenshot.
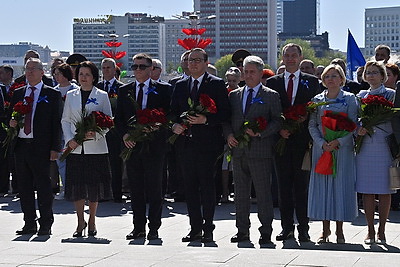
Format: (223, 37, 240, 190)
(0, 195, 399, 266)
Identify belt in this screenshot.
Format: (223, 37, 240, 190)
(18, 138, 34, 144)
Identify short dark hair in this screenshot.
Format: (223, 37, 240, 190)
(0, 64, 13, 77)
(330, 58, 346, 73)
(375, 45, 391, 55)
(55, 63, 73, 81)
(75, 61, 99, 85)
(386, 63, 400, 81)
(190, 48, 208, 62)
(282, 43, 303, 56)
(132, 53, 152, 66)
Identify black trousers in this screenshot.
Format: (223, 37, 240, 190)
(106, 131, 123, 200)
(126, 152, 164, 232)
(275, 143, 310, 233)
(15, 139, 54, 228)
(0, 146, 9, 193)
(180, 148, 218, 233)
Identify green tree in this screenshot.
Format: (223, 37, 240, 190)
(281, 38, 345, 67)
(215, 54, 234, 79)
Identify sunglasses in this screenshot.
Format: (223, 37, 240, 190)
(131, 64, 151, 70)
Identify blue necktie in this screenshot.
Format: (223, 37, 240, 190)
(244, 88, 253, 115)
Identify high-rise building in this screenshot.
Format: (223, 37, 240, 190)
(365, 6, 400, 57)
(164, 18, 190, 70)
(73, 13, 166, 70)
(194, 0, 277, 69)
(282, 0, 319, 36)
(0, 42, 53, 76)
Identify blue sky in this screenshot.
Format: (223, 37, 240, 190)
(0, 0, 397, 53)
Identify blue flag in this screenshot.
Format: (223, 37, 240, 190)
(346, 29, 366, 80)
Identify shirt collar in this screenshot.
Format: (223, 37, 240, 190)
(105, 77, 116, 85)
(284, 69, 300, 80)
(245, 83, 261, 94)
(191, 73, 205, 85)
(27, 81, 43, 90)
(137, 78, 151, 89)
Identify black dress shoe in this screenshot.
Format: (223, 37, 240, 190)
(147, 230, 159, 240)
(182, 231, 202, 242)
(276, 230, 294, 241)
(298, 231, 311, 242)
(37, 228, 52, 236)
(16, 226, 37, 235)
(259, 234, 272, 245)
(230, 232, 250, 243)
(126, 229, 146, 240)
(201, 232, 214, 243)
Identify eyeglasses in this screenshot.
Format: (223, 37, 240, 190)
(324, 74, 340, 79)
(188, 58, 204, 63)
(365, 71, 380, 76)
(131, 64, 151, 70)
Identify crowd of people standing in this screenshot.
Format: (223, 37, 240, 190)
(0, 42, 399, 246)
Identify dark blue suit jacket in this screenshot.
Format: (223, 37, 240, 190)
(170, 72, 230, 152)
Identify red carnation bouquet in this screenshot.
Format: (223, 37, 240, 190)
(59, 110, 114, 161)
(315, 110, 357, 176)
(8, 81, 26, 98)
(222, 117, 268, 162)
(2, 96, 34, 155)
(355, 95, 400, 154)
(120, 108, 168, 161)
(275, 101, 339, 156)
(275, 104, 308, 156)
(168, 94, 217, 144)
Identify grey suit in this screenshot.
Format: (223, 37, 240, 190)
(225, 84, 282, 236)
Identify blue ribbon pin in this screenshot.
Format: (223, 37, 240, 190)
(146, 87, 158, 95)
(86, 98, 98, 105)
(37, 95, 49, 103)
(251, 97, 264, 104)
(300, 79, 309, 89)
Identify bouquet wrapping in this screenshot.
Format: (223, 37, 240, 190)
(315, 110, 356, 176)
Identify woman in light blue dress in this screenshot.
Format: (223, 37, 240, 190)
(308, 64, 358, 244)
(356, 61, 396, 245)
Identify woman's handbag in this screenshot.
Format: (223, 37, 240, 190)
(389, 158, 400, 190)
(301, 144, 312, 171)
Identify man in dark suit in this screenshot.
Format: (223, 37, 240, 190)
(9, 58, 62, 236)
(0, 65, 14, 101)
(97, 58, 125, 202)
(266, 43, 320, 242)
(171, 48, 230, 243)
(225, 56, 282, 245)
(0, 87, 7, 195)
(14, 50, 53, 87)
(166, 51, 191, 202)
(115, 53, 171, 240)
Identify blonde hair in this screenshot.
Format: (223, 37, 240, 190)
(321, 64, 346, 87)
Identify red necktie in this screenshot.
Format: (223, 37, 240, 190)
(287, 73, 295, 105)
(137, 83, 144, 109)
(24, 86, 36, 135)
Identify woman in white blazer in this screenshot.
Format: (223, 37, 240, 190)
(61, 61, 113, 237)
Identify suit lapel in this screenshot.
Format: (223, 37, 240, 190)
(197, 72, 209, 96)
